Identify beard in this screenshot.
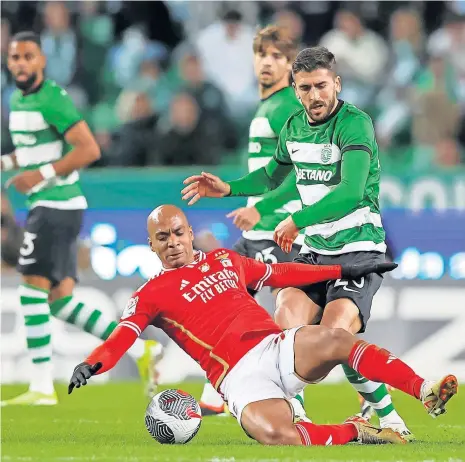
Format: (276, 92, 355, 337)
(14, 72, 38, 91)
(305, 94, 337, 122)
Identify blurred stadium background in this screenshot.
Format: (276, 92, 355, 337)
(1, 0, 464, 387)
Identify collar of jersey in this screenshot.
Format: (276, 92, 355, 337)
(160, 250, 206, 273)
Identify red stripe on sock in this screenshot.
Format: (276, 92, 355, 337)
(295, 422, 357, 446)
(349, 340, 424, 399)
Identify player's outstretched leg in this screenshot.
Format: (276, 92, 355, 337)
(1, 278, 57, 407)
(48, 278, 162, 397)
(293, 326, 458, 420)
(342, 365, 412, 438)
(319, 298, 412, 439)
(240, 398, 403, 446)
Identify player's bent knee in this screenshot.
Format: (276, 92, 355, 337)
(275, 288, 319, 328)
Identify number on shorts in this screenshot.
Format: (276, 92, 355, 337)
(334, 277, 365, 292)
(255, 246, 278, 264)
(19, 232, 37, 257)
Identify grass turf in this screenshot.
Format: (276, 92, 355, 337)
(1, 382, 464, 462)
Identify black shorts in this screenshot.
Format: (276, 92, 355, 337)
(233, 237, 301, 295)
(16, 207, 83, 287)
(293, 251, 385, 333)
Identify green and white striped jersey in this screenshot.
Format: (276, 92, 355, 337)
(9, 79, 87, 210)
(275, 101, 386, 255)
(246, 86, 303, 243)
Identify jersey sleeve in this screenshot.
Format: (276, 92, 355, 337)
(85, 283, 157, 374)
(337, 114, 375, 157)
(42, 85, 83, 135)
(238, 254, 273, 291)
(238, 254, 342, 291)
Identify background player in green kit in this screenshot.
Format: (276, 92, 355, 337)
(227, 26, 303, 275)
(1, 32, 160, 406)
(197, 26, 308, 417)
(182, 46, 413, 439)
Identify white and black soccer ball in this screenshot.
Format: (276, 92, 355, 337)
(145, 389, 202, 444)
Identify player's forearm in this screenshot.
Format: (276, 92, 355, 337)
(85, 325, 137, 374)
(51, 144, 100, 177)
(227, 159, 292, 197)
(1, 153, 18, 171)
(255, 170, 298, 216)
(292, 150, 370, 229)
(267, 262, 342, 287)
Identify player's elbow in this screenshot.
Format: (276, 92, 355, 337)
(345, 188, 364, 206)
(87, 140, 101, 162)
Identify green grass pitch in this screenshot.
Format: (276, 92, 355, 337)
(2, 382, 464, 461)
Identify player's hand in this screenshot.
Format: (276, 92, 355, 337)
(181, 172, 231, 206)
(227, 206, 261, 231)
(274, 216, 299, 254)
(68, 362, 102, 394)
(341, 262, 398, 279)
(5, 169, 44, 193)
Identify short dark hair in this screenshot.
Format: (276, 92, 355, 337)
(222, 10, 242, 23)
(292, 46, 336, 77)
(10, 31, 41, 48)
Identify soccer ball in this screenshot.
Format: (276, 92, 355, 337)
(144, 389, 202, 444)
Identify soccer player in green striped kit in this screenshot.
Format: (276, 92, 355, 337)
(182, 46, 413, 439)
(1, 32, 161, 406)
(196, 25, 308, 419)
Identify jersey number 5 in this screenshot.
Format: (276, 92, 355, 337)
(20, 232, 37, 257)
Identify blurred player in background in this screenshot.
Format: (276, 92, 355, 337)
(68, 205, 458, 447)
(198, 25, 305, 416)
(182, 46, 413, 439)
(1, 32, 161, 406)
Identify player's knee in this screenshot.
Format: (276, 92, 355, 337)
(275, 287, 297, 311)
(275, 288, 313, 328)
(259, 423, 297, 445)
(49, 279, 74, 302)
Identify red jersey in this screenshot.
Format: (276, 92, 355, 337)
(86, 249, 341, 389)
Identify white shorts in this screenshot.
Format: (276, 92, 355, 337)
(219, 326, 307, 426)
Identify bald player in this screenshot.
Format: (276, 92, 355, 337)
(68, 204, 457, 447)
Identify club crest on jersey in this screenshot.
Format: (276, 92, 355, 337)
(199, 263, 210, 273)
(215, 252, 232, 267)
(321, 144, 332, 164)
(121, 296, 138, 319)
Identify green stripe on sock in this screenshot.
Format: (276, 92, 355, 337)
(83, 310, 102, 333)
(27, 335, 52, 349)
(25, 314, 50, 326)
(374, 402, 395, 418)
(342, 364, 368, 384)
(32, 357, 51, 364)
(22, 283, 49, 294)
(101, 321, 117, 340)
(20, 296, 49, 305)
(359, 384, 389, 404)
(67, 302, 85, 325)
(49, 296, 73, 316)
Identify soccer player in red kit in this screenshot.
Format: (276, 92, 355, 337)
(68, 205, 458, 446)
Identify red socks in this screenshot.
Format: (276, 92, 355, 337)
(349, 341, 424, 399)
(295, 422, 358, 446)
